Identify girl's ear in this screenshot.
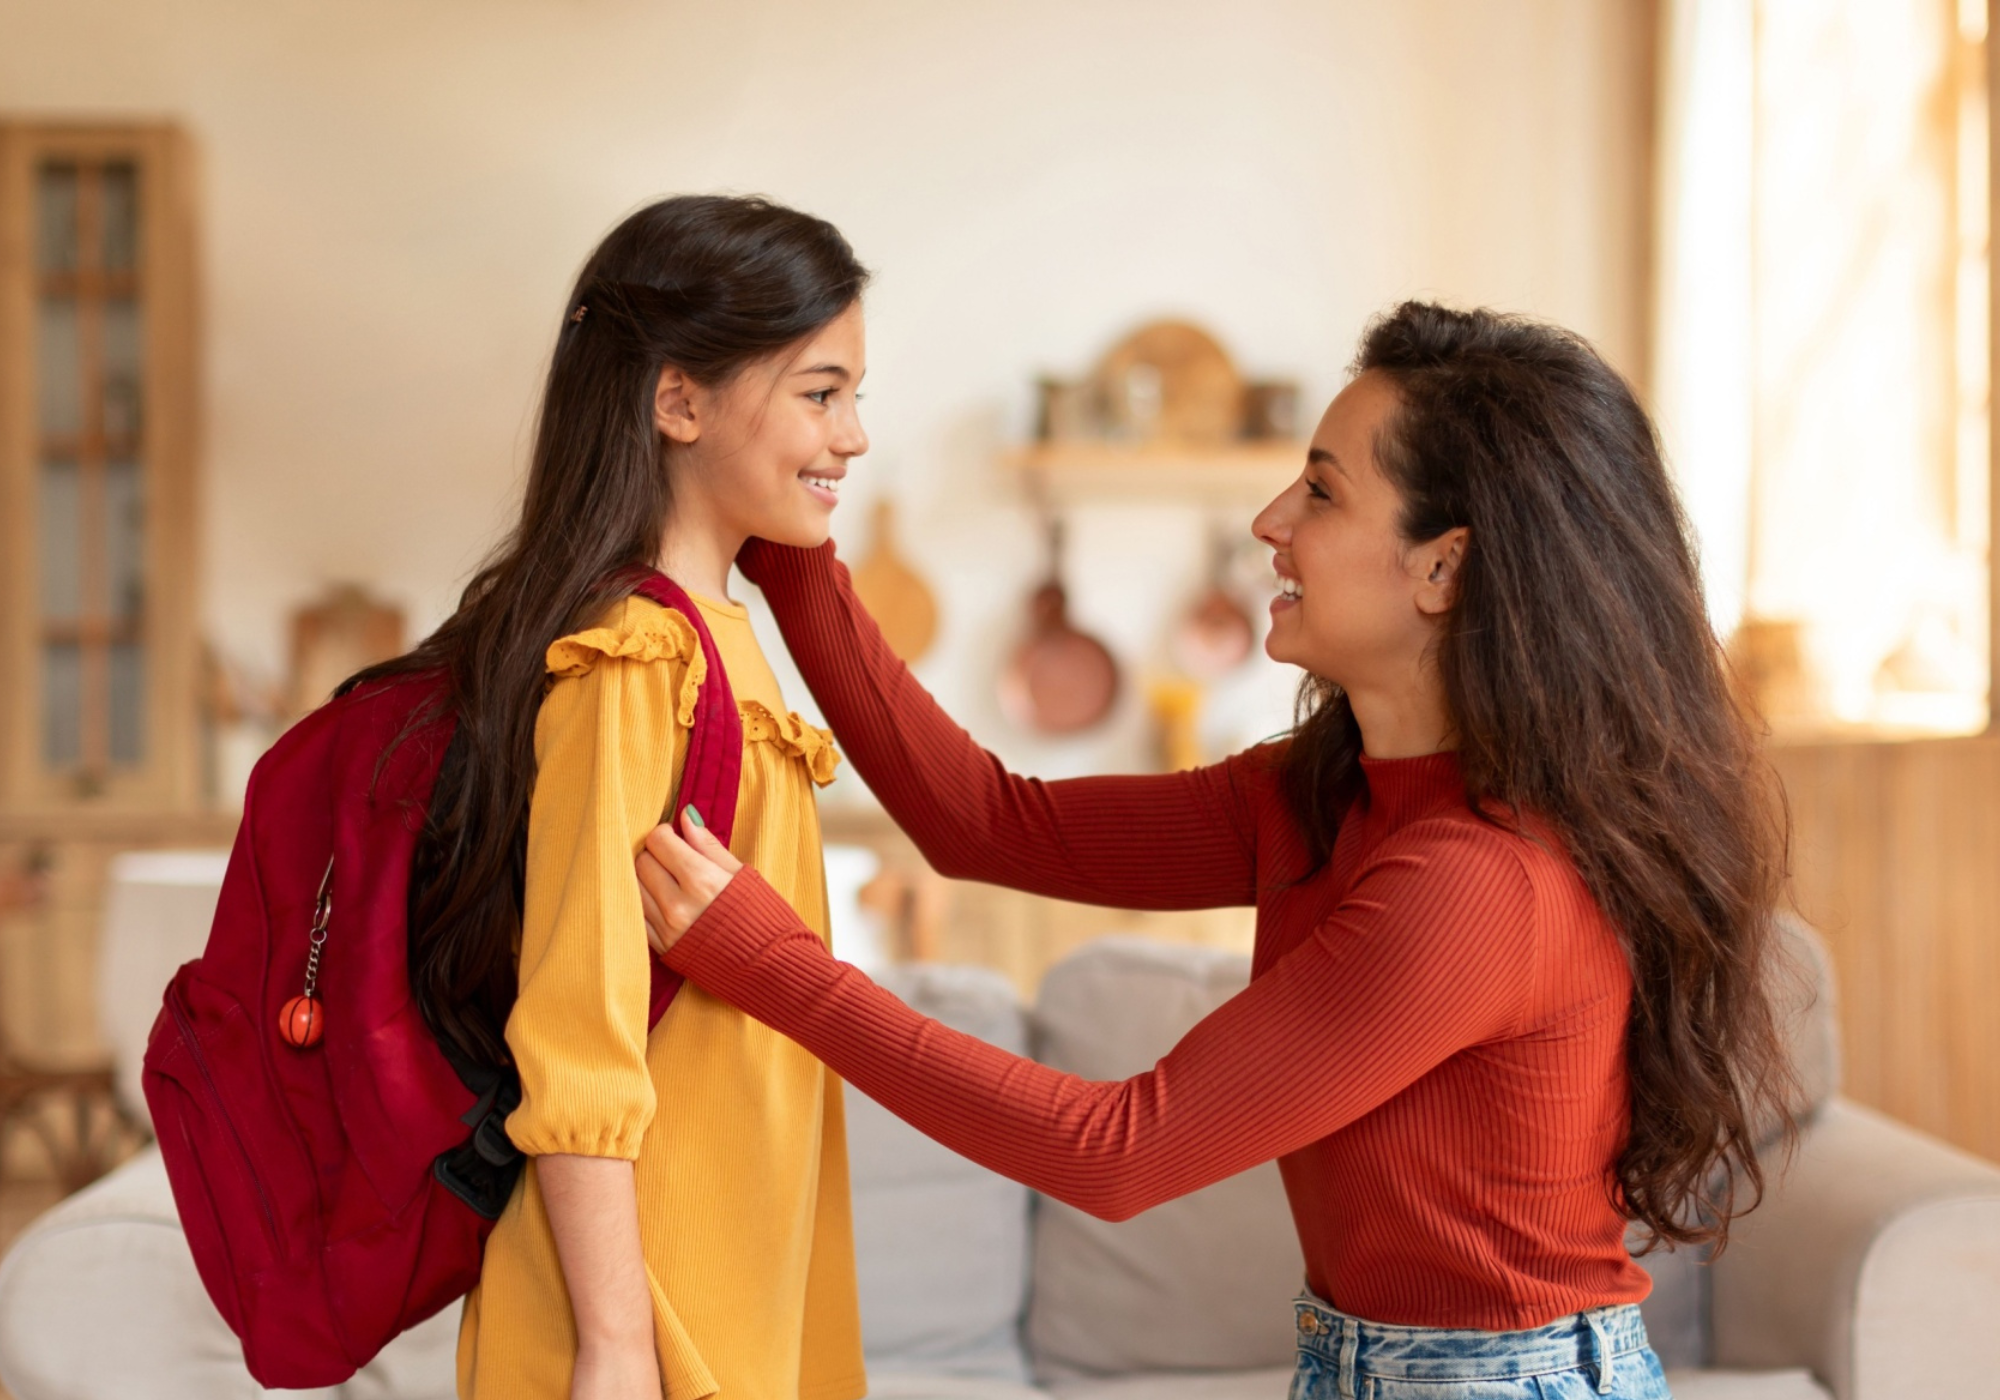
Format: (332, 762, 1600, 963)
(1414, 527, 1469, 617)
(654, 366, 701, 444)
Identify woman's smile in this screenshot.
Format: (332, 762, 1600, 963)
(1270, 560, 1304, 616)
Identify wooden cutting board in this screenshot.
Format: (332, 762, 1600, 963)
(851, 499, 939, 663)
(1093, 320, 1244, 446)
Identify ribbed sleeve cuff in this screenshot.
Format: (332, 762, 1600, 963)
(666, 868, 815, 996)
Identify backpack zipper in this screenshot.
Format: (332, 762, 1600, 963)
(167, 983, 284, 1253)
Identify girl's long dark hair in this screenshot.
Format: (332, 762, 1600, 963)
(1281, 301, 1795, 1250)
(348, 195, 868, 1071)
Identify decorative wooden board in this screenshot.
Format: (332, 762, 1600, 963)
(1093, 320, 1245, 447)
(850, 499, 939, 663)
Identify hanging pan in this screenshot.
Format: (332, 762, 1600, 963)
(999, 516, 1119, 734)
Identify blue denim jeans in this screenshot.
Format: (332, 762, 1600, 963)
(1288, 1292, 1674, 1400)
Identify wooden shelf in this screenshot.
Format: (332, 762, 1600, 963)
(0, 806, 238, 846)
(1007, 441, 1305, 505)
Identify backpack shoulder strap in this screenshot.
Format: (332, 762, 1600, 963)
(624, 570, 744, 1029)
(626, 570, 744, 847)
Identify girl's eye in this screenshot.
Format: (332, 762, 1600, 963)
(807, 388, 836, 406)
(1306, 477, 1331, 502)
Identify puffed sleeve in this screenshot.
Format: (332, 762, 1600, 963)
(503, 599, 701, 1158)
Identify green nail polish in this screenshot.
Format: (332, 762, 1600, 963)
(684, 805, 705, 829)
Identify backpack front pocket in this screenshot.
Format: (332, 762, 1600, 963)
(144, 970, 300, 1315)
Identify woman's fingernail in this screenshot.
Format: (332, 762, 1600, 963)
(684, 805, 705, 830)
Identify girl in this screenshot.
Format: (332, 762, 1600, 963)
(360, 195, 872, 1400)
(636, 303, 1797, 1400)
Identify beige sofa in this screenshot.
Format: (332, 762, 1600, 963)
(1, 865, 1995, 1399)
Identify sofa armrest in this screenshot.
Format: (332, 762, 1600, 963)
(1708, 1097, 2000, 1400)
(0, 1146, 458, 1400)
(0, 1149, 320, 1400)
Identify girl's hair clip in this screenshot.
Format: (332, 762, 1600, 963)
(569, 304, 588, 324)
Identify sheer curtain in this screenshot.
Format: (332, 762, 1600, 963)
(1653, 0, 1989, 733)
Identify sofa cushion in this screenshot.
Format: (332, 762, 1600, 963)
(1772, 913, 1839, 1133)
(1623, 913, 1839, 1377)
(853, 963, 1035, 1382)
(1630, 1229, 1710, 1370)
(1023, 939, 1302, 1380)
(862, 1373, 1050, 1399)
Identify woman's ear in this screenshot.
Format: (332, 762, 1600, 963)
(1413, 527, 1469, 617)
(654, 366, 701, 444)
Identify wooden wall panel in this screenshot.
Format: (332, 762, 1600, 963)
(1770, 736, 2000, 1162)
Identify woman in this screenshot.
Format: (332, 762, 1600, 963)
(637, 302, 1794, 1399)
(354, 195, 873, 1400)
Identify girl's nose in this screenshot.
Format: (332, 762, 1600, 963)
(834, 410, 869, 461)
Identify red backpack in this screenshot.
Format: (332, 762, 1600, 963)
(141, 572, 740, 1389)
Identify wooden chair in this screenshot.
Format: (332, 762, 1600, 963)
(0, 855, 145, 1195)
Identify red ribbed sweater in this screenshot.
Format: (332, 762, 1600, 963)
(666, 540, 1652, 1329)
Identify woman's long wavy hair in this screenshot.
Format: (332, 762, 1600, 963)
(347, 195, 868, 1072)
(1280, 301, 1795, 1251)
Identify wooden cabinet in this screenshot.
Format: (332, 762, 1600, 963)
(0, 124, 221, 1122)
(0, 122, 201, 816)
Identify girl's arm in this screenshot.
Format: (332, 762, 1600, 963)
(507, 622, 690, 1393)
(541, 1156, 657, 1395)
(644, 817, 1537, 1219)
(738, 539, 1269, 910)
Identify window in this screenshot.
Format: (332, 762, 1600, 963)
(1653, 0, 1992, 735)
(0, 124, 199, 810)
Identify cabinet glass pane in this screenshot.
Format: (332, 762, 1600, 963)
(43, 643, 83, 768)
(37, 298, 82, 437)
(39, 459, 82, 623)
(103, 298, 144, 440)
(104, 459, 145, 620)
(101, 163, 139, 272)
(109, 642, 145, 766)
(36, 164, 79, 273)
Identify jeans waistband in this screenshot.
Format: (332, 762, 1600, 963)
(1294, 1292, 1651, 1394)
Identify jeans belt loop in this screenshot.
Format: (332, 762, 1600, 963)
(1586, 1308, 1616, 1395)
(1337, 1314, 1360, 1400)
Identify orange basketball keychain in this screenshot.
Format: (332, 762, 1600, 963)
(280, 857, 333, 1048)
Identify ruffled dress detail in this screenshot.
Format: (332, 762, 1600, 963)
(546, 612, 840, 784)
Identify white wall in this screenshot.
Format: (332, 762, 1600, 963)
(1, 0, 1651, 788)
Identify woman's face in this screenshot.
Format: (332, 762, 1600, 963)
(1252, 371, 1459, 692)
(659, 301, 869, 549)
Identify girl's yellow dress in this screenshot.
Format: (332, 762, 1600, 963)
(456, 591, 866, 1400)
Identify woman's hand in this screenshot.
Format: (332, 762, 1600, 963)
(635, 807, 743, 957)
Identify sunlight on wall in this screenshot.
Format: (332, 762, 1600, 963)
(1656, 0, 1990, 735)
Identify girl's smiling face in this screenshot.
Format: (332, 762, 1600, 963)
(655, 300, 869, 553)
(1252, 370, 1463, 698)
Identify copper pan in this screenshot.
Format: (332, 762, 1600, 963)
(999, 518, 1119, 734)
(1169, 524, 1255, 678)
